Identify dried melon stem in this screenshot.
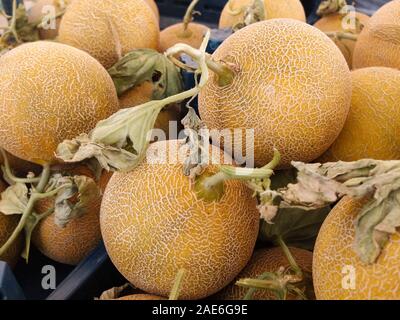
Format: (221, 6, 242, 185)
(232, 0, 265, 32)
(237, 238, 308, 300)
(179, 0, 200, 37)
(325, 31, 358, 41)
(227, 0, 244, 16)
(317, 0, 347, 16)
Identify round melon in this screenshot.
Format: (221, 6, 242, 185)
(159, 22, 209, 53)
(314, 12, 370, 68)
(32, 168, 103, 265)
(100, 139, 260, 300)
(214, 246, 313, 300)
(118, 81, 182, 139)
(198, 19, 352, 168)
(313, 196, 400, 300)
(219, 0, 306, 29)
(0, 179, 23, 267)
(319, 67, 400, 162)
(353, 0, 400, 69)
(144, 0, 160, 22)
(58, 0, 160, 68)
(26, 0, 71, 40)
(0, 41, 119, 165)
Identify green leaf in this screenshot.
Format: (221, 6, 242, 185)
(0, 182, 29, 215)
(108, 48, 183, 99)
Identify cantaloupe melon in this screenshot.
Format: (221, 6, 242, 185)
(314, 12, 370, 68)
(0, 41, 119, 165)
(118, 82, 182, 139)
(219, 0, 306, 29)
(159, 23, 208, 53)
(144, 0, 160, 22)
(313, 196, 400, 299)
(353, 0, 400, 69)
(32, 170, 103, 265)
(100, 139, 260, 300)
(0, 179, 23, 267)
(198, 19, 352, 168)
(214, 247, 313, 300)
(58, 0, 160, 68)
(319, 67, 400, 162)
(26, 0, 71, 40)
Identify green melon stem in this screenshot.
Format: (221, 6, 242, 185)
(325, 31, 359, 41)
(0, 148, 41, 184)
(181, 0, 200, 35)
(0, 163, 67, 263)
(169, 268, 187, 300)
(242, 272, 279, 300)
(165, 42, 236, 87)
(277, 236, 302, 277)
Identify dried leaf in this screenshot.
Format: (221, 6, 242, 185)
(98, 283, 131, 300)
(279, 159, 400, 264)
(0, 182, 29, 215)
(108, 49, 183, 98)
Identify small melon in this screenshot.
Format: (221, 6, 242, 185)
(100, 139, 260, 300)
(313, 196, 400, 300)
(214, 247, 313, 300)
(0, 41, 119, 165)
(32, 169, 104, 265)
(144, 0, 160, 22)
(118, 81, 182, 139)
(58, 0, 160, 68)
(353, 0, 400, 69)
(198, 19, 352, 168)
(0, 179, 23, 267)
(159, 22, 209, 53)
(219, 0, 306, 29)
(319, 67, 400, 162)
(26, 0, 71, 40)
(314, 12, 370, 68)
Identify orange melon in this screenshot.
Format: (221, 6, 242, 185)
(313, 196, 400, 299)
(219, 0, 306, 29)
(214, 247, 313, 300)
(314, 12, 370, 68)
(319, 67, 400, 162)
(198, 19, 352, 168)
(159, 22, 209, 53)
(58, 0, 160, 68)
(144, 0, 160, 22)
(353, 0, 400, 69)
(0, 41, 119, 165)
(100, 139, 260, 300)
(0, 179, 23, 267)
(26, 0, 71, 40)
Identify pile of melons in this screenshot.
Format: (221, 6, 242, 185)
(0, 0, 400, 301)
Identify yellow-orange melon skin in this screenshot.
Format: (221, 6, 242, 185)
(0, 180, 23, 267)
(198, 19, 352, 168)
(26, 0, 71, 40)
(159, 23, 209, 53)
(319, 67, 400, 162)
(100, 140, 260, 300)
(32, 191, 102, 266)
(219, 0, 306, 29)
(0, 41, 119, 165)
(314, 12, 370, 68)
(314, 196, 400, 300)
(144, 0, 159, 22)
(116, 294, 166, 300)
(119, 81, 182, 139)
(58, 0, 160, 68)
(214, 247, 313, 300)
(353, 0, 400, 70)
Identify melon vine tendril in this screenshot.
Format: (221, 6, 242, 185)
(181, 0, 200, 36)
